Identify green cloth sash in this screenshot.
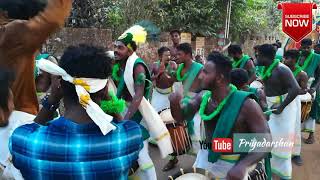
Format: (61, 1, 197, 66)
(116, 58, 152, 140)
(248, 87, 260, 103)
(208, 90, 253, 163)
(180, 62, 203, 135)
(299, 52, 320, 77)
(310, 88, 320, 120)
(232, 55, 251, 69)
(182, 61, 203, 96)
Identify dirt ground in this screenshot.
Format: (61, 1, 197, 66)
(292, 124, 320, 180)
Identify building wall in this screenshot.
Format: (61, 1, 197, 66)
(44, 28, 284, 65)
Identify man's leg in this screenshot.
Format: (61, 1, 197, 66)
(137, 141, 157, 180)
(303, 118, 315, 144)
(271, 156, 292, 180)
(292, 97, 302, 165)
(305, 89, 320, 144)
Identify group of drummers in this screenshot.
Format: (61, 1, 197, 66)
(1, 0, 320, 179)
(142, 32, 320, 180)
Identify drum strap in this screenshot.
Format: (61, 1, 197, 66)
(208, 91, 253, 163)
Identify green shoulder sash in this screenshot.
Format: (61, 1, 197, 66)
(116, 58, 152, 100)
(304, 53, 320, 77)
(232, 55, 251, 69)
(182, 61, 203, 95)
(208, 90, 253, 163)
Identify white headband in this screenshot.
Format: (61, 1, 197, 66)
(37, 59, 116, 135)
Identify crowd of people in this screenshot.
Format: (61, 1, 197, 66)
(1, 0, 320, 180)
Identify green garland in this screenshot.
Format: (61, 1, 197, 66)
(293, 66, 302, 77)
(100, 91, 126, 114)
(176, 63, 190, 82)
(112, 63, 121, 82)
(260, 59, 280, 80)
(296, 51, 314, 72)
(232, 59, 242, 68)
(199, 84, 237, 121)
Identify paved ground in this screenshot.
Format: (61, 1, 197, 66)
(148, 124, 320, 180)
(149, 145, 196, 180)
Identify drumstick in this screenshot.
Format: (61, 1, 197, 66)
(263, 109, 277, 116)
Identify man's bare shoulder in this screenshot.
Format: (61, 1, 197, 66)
(239, 97, 264, 121)
(3, 20, 28, 35)
(298, 71, 308, 80)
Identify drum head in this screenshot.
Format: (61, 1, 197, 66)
(250, 80, 263, 89)
(168, 168, 214, 180)
(176, 173, 209, 180)
(159, 108, 176, 124)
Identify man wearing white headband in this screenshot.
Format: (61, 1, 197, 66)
(9, 45, 144, 179)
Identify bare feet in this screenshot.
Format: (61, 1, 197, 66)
(292, 155, 303, 166)
(304, 132, 315, 144)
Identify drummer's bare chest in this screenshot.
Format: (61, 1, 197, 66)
(203, 101, 248, 141)
(181, 69, 201, 92)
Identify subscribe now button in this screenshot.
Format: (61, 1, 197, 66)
(212, 138, 233, 152)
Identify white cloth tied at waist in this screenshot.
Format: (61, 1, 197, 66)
(266, 93, 296, 159)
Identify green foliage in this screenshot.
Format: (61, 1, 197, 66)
(69, 0, 281, 41)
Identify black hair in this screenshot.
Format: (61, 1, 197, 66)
(253, 45, 260, 50)
(207, 52, 232, 81)
(0, 68, 15, 111)
(276, 41, 282, 48)
(301, 38, 312, 46)
(314, 43, 320, 49)
(195, 55, 201, 59)
(258, 44, 276, 60)
(170, 29, 181, 36)
(59, 44, 112, 103)
(272, 43, 280, 49)
(177, 43, 193, 56)
(228, 44, 242, 55)
(0, 0, 47, 20)
(158, 46, 170, 57)
(230, 68, 249, 88)
(283, 49, 299, 61)
(131, 41, 137, 51)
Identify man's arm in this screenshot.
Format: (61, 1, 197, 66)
(124, 64, 146, 120)
(274, 66, 300, 114)
(7, 0, 72, 54)
(169, 91, 202, 123)
(245, 60, 257, 84)
(257, 89, 268, 112)
(34, 76, 62, 125)
(227, 99, 271, 180)
(157, 61, 177, 84)
(298, 71, 309, 95)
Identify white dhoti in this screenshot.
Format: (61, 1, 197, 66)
(135, 141, 157, 180)
(190, 113, 205, 155)
(267, 94, 296, 179)
(0, 111, 35, 180)
(150, 87, 173, 112)
(302, 78, 316, 133)
(293, 95, 302, 156)
(193, 150, 255, 179)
